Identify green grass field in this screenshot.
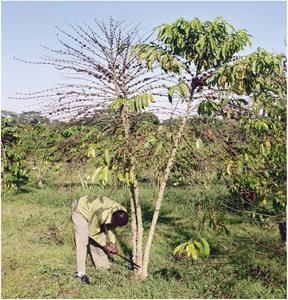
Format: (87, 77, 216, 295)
(2, 185, 286, 299)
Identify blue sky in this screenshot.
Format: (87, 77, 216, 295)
(2, 1, 287, 113)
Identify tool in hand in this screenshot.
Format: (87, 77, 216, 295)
(97, 242, 140, 269)
(97, 224, 141, 269)
(113, 252, 141, 269)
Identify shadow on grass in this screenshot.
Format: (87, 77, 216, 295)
(153, 267, 182, 281)
(139, 200, 194, 243)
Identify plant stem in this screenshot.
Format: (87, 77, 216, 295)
(121, 104, 143, 275)
(140, 97, 193, 279)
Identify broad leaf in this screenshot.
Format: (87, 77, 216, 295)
(200, 238, 210, 256)
(186, 242, 198, 260)
(194, 240, 204, 255)
(173, 241, 190, 256)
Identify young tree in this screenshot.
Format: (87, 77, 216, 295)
(11, 18, 163, 276)
(133, 17, 252, 279)
(211, 49, 286, 242)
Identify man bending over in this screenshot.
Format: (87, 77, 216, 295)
(71, 195, 128, 284)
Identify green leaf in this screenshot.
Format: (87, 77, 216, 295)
(117, 172, 125, 182)
(136, 97, 141, 111)
(173, 241, 190, 256)
(91, 166, 103, 183)
(149, 137, 157, 145)
(87, 144, 97, 158)
(111, 98, 125, 110)
(148, 94, 154, 102)
(129, 99, 134, 111)
(101, 166, 109, 184)
(167, 82, 188, 103)
(104, 149, 110, 166)
(142, 95, 148, 108)
(124, 172, 130, 185)
(200, 238, 210, 256)
(252, 60, 257, 74)
(129, 170, 136, 185)
(178, 83, 188, 99)
(128, 93, 154, 112)
(186, 242, 198, 260)
(194, 240, 204, 255)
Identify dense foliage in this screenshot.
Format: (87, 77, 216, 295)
(1, 117, 30, 189)
(2, 107, 285, 240)
(214, 50, 287, 237)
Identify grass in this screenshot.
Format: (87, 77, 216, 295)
(1, 184, 286, 299)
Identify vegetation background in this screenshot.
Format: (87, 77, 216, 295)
(1, 110, 286, 298)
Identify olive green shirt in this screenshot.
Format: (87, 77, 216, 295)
(77, 195, 126, 246)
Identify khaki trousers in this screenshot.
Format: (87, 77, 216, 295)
(71, 200, 110, 274)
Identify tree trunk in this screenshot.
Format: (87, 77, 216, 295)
(140, 100, 193, 280)
(121, 105, 143, 276)
(130, 181, 143, 277)
(113, 69, 143, 276)
(129, 185, 138, 266)
(135, 184, 143, 269)
(279, 222, 286, 242)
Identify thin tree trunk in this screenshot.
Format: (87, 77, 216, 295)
(135, 184, 143, 271)
(121, 105, 143, 275)
(113, 58, 143, 274)
(129, 186, 138, 265)
(130, 170, 143, 276)
(140, 99, 193, 279)
(130, 181, 143, 276)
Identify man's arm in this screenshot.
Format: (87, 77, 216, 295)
(103, 228, 117, 254)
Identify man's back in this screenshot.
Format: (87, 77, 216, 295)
(76, 195, 126, 245)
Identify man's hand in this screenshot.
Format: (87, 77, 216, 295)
(104, 244, 116, 255)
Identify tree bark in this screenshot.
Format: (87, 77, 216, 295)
(130, 180, 143, 276)
(140, 99, 193, 279)
(121, 105, 143, 276)
(129, 186, 138, 266)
